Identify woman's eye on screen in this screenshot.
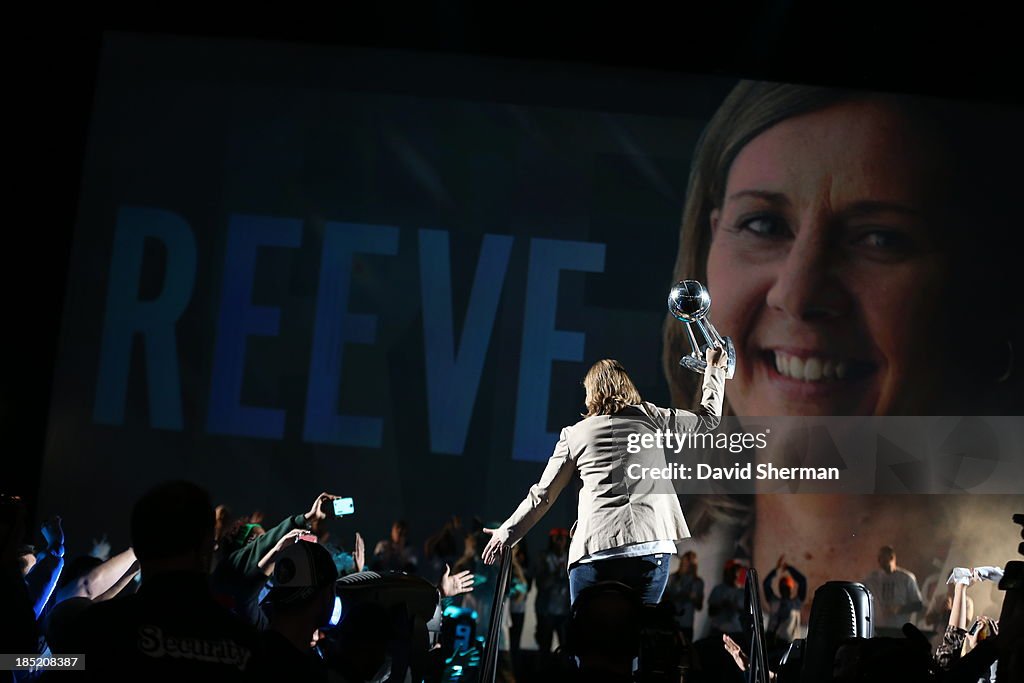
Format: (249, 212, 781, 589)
(850, 228, 917, 258)
(735, 214, 789, 238)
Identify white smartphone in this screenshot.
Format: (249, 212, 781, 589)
(332, 497, 355, 516)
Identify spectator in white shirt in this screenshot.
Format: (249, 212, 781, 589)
(863, 545, 923, 637)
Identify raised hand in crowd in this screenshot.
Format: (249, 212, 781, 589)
(354, 531, 365, 572)
(723, 633, 748, 672)
(90, 533, 111, 561)
(305, 492, 341, 523)
(438, 563, 475, 598)
(724, 634, 778, 681)
(41, 516, 65, 556)
(257, 528, 307, 575)
(54, 546, 137, 603)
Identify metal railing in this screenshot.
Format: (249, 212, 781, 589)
(479, 544, 514, 683)
(745, 567, 770, 683)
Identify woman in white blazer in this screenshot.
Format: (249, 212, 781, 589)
(482, 349, 728, 605)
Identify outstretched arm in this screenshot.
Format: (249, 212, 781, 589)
(93, 559, 140, 602)
(949, 582, 969, 631)
(482, 429, 576, 565)
(54, 547, 136, 603)
(225, 492, 337, 578)
(256, 529, 307, 576)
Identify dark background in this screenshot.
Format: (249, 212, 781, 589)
(6, 3, 1021, 531)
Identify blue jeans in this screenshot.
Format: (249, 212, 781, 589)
(568, 553, 671, 605)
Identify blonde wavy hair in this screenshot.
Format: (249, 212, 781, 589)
(582, 359, 642, 418)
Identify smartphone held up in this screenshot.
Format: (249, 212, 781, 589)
(332, 497, 355, 517)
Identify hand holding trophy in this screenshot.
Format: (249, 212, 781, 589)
(668, 280, 736, 379)
(706, 345, 729, 369)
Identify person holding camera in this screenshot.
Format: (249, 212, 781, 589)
(212, 492, 343, 629)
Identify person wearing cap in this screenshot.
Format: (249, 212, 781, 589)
(252, 539, 339, 682)
(482, 352, 728, 606)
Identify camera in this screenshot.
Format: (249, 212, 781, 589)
(332, 497, 355, 517)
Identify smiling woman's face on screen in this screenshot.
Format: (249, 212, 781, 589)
(664, 87, 1023, 633)
(705, 100, 953, 417)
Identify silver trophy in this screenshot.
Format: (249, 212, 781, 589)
(668, 280, 736, 379)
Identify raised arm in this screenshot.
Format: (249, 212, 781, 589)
(256, 529, 307, 576)
(936, 580, 973, 671)
(225, 493, 336, 578)
(789, 565, 808, 602)
(53, 547, 136, 604)
(225, 515, 304, 578)
(93, 559, 140, 602)
(24, 517, 64, 617)
(671, 349, 728, 433)
(949, 582, 969, 631)
(482, 429, 576, 565)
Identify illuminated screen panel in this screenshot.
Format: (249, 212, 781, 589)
(42, 31, 1024, 643)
